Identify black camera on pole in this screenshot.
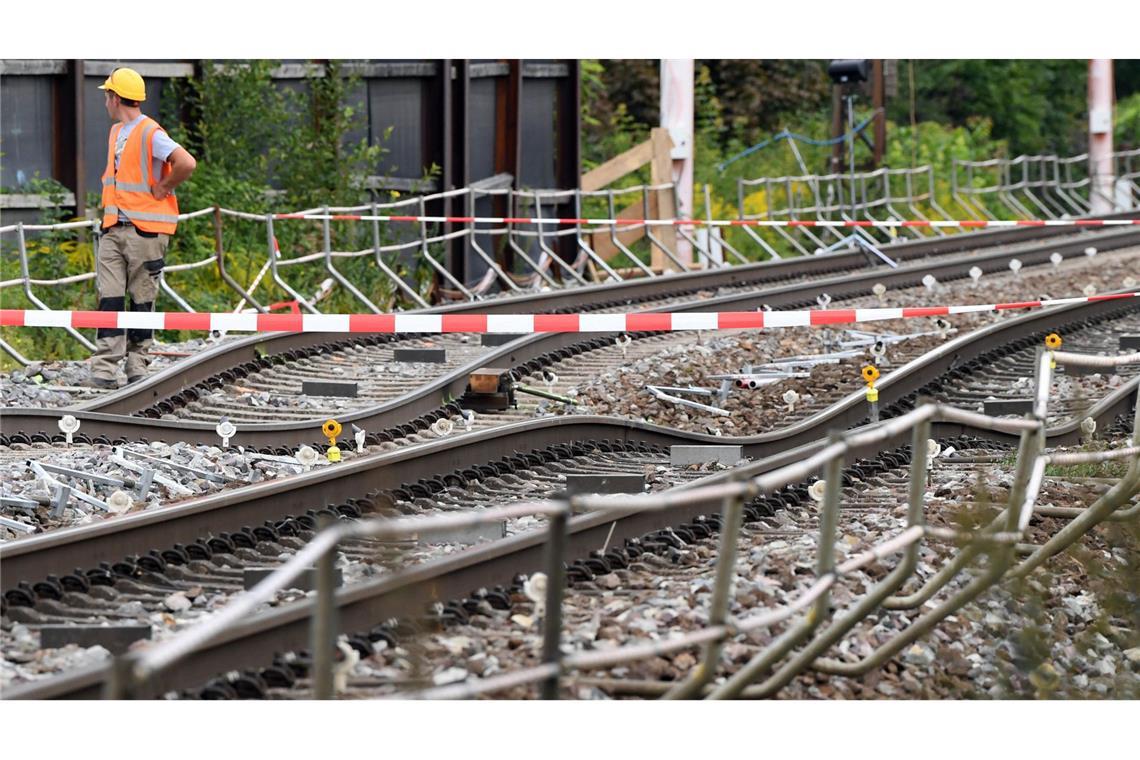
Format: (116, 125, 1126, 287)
(827, 59, 869, 85)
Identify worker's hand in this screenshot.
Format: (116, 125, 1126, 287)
(151, 183, 170, 201)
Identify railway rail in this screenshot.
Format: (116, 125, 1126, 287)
(3, 223, 1139, 448)
(3, 213, 1139, 702)
(2, 275, 1138, 542)
(10, 217, 1134, 409)
(5, 388, 1135, 699)
(3, 283, 1136, 471)
(200, 438, 1136, 700)
(2, 344, 1136, 697)
(1, 440, 720, 688)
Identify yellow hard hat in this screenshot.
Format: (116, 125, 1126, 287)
(98, 67, 146, 101)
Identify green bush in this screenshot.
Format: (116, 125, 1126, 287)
(1116, 93, 1140, 150)
(0, 175, 96, 364)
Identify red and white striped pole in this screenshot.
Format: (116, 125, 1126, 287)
(4, 292, 1137, 335)
(661, 59, 695, 263)
(1088, 59, 1115, 216)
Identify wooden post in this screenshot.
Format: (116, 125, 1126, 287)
(428, 59, 459, 280)
(555, 60, 581, 265)
(587, 192, 659, 259)
(578, 129, 679, 268)
(830, 86, 844, 175)
(872, 59, 885, 168)
(649, 127, 678, 271)
(451, 60, 471, 280)
(494, 60, 522, 273)
(580, 140, 654, 192)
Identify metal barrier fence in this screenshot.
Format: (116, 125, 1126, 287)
(0, 182, 703, 364)
(949, 151, 1140, 221)
(737, 148, 1140, 254)
(102, 345, 1140, 699)
(3, 148, 1140, 365)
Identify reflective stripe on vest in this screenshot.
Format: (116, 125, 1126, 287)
(119, 209, 179, 224)
(103, 174, 153, 193)
(100, 116, 179, 234)
(102, 207, 180, 224)
(114, 181, 153, 193)
(138, 122, 156, 187)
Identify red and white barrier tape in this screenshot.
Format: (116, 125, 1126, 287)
(272, 213, 1140, 229)
(3, 293, 1136, 334)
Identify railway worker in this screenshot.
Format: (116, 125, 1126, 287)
(87, 67, 197, 389)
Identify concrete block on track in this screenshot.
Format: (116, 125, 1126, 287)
(1063, 362, 1100, 377)
(670, 445, 744, 466)
(400, 521, 507, 545)
(39, 624, 152, 654)
(481, 334, 524, 347)
(564, 474, 646, 497)
(394, 348, 447, 363)
(243, 566, 343, 592)
(983, 399, 1034, 417)
(301, 380, 358, 397)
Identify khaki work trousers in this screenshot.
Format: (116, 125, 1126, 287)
(90, 224, 168, 381)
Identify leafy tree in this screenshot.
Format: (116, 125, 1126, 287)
(585, 59, 830, 153)
(891, 60, 1087, 155)
(1116, 93, 1140, 148)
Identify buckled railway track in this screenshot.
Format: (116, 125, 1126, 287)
(2, 221, 1139, 701)
(3, 224, 1139, 447)
(2, 297, 1137, 698)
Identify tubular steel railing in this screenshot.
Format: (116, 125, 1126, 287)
(101, 345, 1140, 700)
(950, 149, 1140, 221)
(733, 150, 1140, 258)
(4, 148, 1139, 364)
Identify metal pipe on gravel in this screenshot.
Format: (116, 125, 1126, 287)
(1011, 388, 1140, 576)
(728, 419, 935, 700)
(813, 392, 1047, 678)
(662, 487, 745, 700)
(311, 514, 339, 699)
(707, 433, 845, 700)
(540, 508, 570, 700)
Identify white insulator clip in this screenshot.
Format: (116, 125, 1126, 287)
(215, 418, 236, 449)
(58, 414, 80, 446)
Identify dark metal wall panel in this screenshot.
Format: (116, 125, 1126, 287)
(465, 77, 499, 282)
(469, 78, 497, 182)
(519, 77, 556, 188)
(81, 80, 112, 198)
(368, 78, 424, 179)
(0, 207, 43, 226)
(0, 76, 55, 190)
(81, 76, 167, 198)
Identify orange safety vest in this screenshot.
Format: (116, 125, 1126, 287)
(100, 116, 179, 234)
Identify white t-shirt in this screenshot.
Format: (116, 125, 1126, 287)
(114, 115, 181, 177)
(114, 115, 181, 224)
